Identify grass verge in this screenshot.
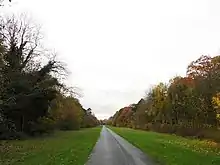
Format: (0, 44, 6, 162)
(0, 127, 101, 165)
(110, 127, 220, 165)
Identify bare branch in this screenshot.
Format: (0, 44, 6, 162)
(0, 14, 43, 70)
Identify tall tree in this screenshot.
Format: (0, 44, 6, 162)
(0, 15, 65, 134)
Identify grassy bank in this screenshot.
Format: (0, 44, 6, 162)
(110, 127, 220, 165)
(0, 127, 101, 165)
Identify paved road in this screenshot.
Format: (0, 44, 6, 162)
(86, 126, 154, 165)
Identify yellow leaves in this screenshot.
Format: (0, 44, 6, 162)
(212, 93, 220, 110)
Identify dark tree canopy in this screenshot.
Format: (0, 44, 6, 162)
(0, 15, 99, 139)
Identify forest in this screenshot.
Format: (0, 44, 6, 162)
(0, 15, 99, 140)
(109, 55, 220, 142)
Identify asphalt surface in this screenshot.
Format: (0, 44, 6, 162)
(86, 126, 154, 165)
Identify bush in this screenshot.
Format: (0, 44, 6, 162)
(0, 115, 19, 140)
(194, 129, 220, 142)
(158, 123, 176, 134)
(29, 117, 55, 136)
(59, 118, 80, 131)
(140, 122, 220, 143)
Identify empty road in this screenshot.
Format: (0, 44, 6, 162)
(86, 126, 154, 165)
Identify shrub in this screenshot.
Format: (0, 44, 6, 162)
(140, 122, 220, 143)
(0, 113, 19, 140)
(58, 117, 80, 131)
(29, 117, 55, 136)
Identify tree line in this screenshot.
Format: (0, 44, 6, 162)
(0, 15, 99, 140)
(108, 55, 220, 141)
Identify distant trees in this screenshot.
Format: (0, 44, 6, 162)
(81, 108, 99, 128)
(49, 95, 83, 130)
(0, 15, 98, 139)
(110, 55, 220, 141)
(49, 96, 99, 131)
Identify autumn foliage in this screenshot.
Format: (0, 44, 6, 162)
(109, 55, 220, 142)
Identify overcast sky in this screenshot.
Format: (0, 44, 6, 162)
(2, 0, 220, 119)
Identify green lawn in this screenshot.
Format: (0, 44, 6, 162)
(110, 127, 220, 165)
(0, 127, 101, 165)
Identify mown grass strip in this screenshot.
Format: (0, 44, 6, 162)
(0, 127, 101, 165)
(110, 127, 220, 165)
